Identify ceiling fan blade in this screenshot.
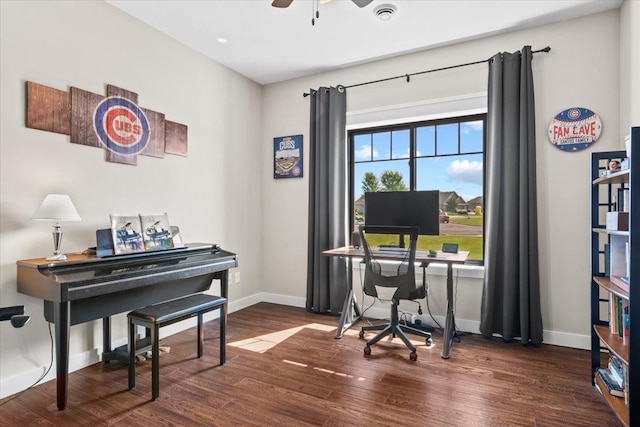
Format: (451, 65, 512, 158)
(272, 0, 294, 8)
(351, 0, 373, 7)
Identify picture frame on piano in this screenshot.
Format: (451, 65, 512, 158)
(110, 214, 144, 255)
(140, 213, 174, 251)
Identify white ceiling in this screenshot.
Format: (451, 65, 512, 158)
(106, 0, 622, 85)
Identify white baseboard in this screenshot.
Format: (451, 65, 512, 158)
(0, 292, 590, 399)
(540, 329, 590, 350)
(0, 346, 103, 399)
(258, 292, 306, 308)
(358, 305, 590, 350)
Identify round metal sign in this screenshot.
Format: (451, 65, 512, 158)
(548, 107, 601, 152)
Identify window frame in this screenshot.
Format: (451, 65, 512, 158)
(348, 113, 487, 263)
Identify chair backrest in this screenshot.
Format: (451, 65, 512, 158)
(358, 225, 420, 301)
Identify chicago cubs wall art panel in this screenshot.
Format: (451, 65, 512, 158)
(548, 107, 602, 152)
(25, 81, 187, 165)
(274, 134, 303, 179)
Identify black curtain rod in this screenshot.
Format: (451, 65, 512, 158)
(303, 46, 551, 97)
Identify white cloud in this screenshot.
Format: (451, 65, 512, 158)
(461, 120, 483, 134)
(447, 159, 483, 185)
(391, 147, 411, 159)
(355, 145, 377, 160)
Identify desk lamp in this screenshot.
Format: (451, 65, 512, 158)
(32, 194, 81, 261)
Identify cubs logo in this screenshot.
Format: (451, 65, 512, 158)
(568, 109, 581, 119)
(93, 97, 150, 155)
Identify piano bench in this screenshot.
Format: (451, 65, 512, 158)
(127, 293, 227, 400)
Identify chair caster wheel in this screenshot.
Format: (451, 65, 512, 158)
(409, 351, 417, 361)
(359, 330, 365, 339)
(426, 337, 433, 346)
(364, 346, 371, 356)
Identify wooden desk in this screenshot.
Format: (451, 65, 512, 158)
(323, 246, 469, 358)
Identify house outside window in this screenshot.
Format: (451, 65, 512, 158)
(349, 114, 486, 262)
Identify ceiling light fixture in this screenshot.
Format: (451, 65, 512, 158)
(373, 3, 397, 21)
(216, 37, 228, 44)
(272, 0, 372, 26)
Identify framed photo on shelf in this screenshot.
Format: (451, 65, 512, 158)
(140, 213, 174, 251)
(110, 214, 144, 255)
(274, 134, 303, 179)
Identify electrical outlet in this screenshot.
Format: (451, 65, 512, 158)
(234, 271, 240, 283)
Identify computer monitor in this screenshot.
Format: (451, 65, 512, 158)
(364, 190, 440, 237)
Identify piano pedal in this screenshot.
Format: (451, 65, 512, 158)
(136, 354, 147, 363)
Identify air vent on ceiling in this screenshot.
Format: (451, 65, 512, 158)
(374, 4, 397, 21)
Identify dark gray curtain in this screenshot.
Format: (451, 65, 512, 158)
(480, 46, 543, 344)
(306, 86, 348, 314)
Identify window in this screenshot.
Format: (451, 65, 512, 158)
(349, 114, 486, 261)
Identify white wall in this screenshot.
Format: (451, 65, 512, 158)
(620, 0, 640, 134)
(0, 0, 263, 397)
(261, 10, 623, 348)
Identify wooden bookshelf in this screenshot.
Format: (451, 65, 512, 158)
(593, 168, 630, 185)
(593, 276, 629, 300)
(595, 374, 629, 426)
(593, 324, 629, 364)
(590, 135, 637, 427)
(592, 228, 630, 237)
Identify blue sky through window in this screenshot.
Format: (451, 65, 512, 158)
(353, 120, 483, 202)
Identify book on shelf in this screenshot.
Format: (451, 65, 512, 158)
(623, 364, 629, 407)
(616, 187, 629, 212)
(623, 301, 630, 339)
(609, 295, 620, 335)
(618, 297, 623, 338)
(608, 295, 630, 338)
(608, 356, 624, 388)
(596, 368, 624, 397)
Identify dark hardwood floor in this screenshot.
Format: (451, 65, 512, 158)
(0, 303, 621, 426)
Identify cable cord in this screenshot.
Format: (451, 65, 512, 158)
(424, 274, 443, 330)
(358, 261, 379, 326)
(451, 266, 471, 343)
(0, 322, 54, 406)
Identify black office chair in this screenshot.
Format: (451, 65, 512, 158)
(358, 225, 432, 361)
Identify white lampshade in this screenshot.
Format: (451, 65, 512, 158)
(32, 194, 81, 222)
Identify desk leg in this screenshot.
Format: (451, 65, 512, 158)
(54, 301, 70, 410)
(335, 257, 361, 339)
(442, 264, 456, 358)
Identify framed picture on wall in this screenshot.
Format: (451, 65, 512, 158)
(274, 134, 303, 179)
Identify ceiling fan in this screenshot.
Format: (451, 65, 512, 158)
(272, 0, 374, 25)
(272, 0, 373, 9)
